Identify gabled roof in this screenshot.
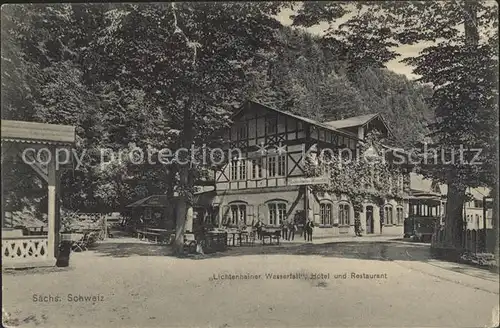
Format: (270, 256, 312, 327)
(234, 100, 361, 140)
(409, 173, 447, 197)
(325, 113, 393, 137)
(1, 120, 76, 145)
(468, 187, 491, 200)
(324, 113, 379, 129)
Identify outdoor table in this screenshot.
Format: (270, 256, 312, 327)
(261, 229, 281, 245)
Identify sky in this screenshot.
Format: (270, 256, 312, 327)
(276, 7, 425, 80)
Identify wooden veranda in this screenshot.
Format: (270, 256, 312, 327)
(1, 120, 76, 268)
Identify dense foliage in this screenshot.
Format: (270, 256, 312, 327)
(304, 133, 406, 211)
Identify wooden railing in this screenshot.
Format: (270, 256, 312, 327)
(2, 236, 48, 262)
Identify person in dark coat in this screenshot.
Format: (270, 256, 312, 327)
(280, 221, 288, 241)
(305, 219, 314, 242)
(288, 220, 297, 241)
(254, 219, 263, 240)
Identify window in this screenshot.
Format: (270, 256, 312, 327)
(231, 159, 247, 181)
(231, 160, 238, 180)
(278, 155, 286, 176)
(410, 204, 417, 216)
(338, 136, 345, 147)
(320, 203, 333, 226)
(230, 204, 246, 226)
(267, 155, 285, 177)
(474, 200, 483, 208)
(421, 204, 428, 216)
(430, 206, 437, 217)
(268, 202, 286, 226)
(251, 158, 263, 179)
(237, 124, 247, 140)
(239, 206, 247, 225)
(396, 207, 404, 225)
(268, 156, 276, 177)
(384, 206, 394, 225)
(287, 117, 296, 131)
(230, 206, 238, 225)
(238, 159, 246, 180)
(266, 117, 277, 134)
(339, 204, 350, 226)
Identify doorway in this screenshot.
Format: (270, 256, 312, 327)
(366, 206, 374, 234)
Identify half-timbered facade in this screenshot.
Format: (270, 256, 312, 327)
(195, 100, 409, 237)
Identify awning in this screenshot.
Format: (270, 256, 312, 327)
(1, 120, 76, 145)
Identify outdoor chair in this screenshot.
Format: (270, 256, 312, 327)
(87, 231, 99, 247)
(72, 233, 89, 252)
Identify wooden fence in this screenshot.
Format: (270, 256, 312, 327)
(432, 228, 496, 254)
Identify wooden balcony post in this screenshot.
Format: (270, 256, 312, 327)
(47, 147, 60, 260)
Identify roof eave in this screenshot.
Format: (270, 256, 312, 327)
(245, 100, 362, 141)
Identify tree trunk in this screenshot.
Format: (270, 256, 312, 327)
(493, 182, 499, 270)
(463, 1, 479, 46)
(172, 100, 195, 255)
(173, 192, 187, 253)
(443, 181, 467, 249)
(438, 0, 480, 253)
(164, 167, 176, 229)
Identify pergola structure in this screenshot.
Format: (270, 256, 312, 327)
(1, 120, 76, 268)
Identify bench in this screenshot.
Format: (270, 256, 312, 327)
(137, 230, 162, 243)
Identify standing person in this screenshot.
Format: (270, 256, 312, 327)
(288, 220, 297, 241)
(306, 219, 314, 242)
(254, 219, 263, 240)
(303, 220, 308, 241)
(280, 220, 288, 241)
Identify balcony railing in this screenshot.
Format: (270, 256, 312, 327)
(2, 236, 48, 263)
